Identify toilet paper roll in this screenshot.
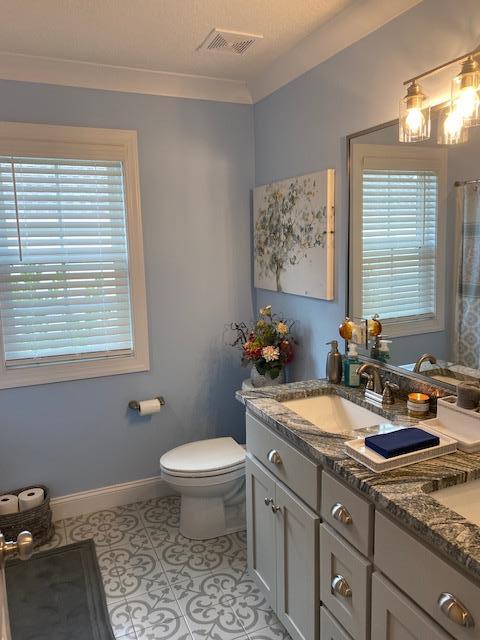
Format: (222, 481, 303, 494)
(18, 488, 45, 511)
(0, 494, 19, 515)
(138, 398, 162, 416)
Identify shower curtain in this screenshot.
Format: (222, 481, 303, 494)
(454, 182, 480, 368)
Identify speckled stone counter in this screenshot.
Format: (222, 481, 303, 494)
(237, 379, 480, 584)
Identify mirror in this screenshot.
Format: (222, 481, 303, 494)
(348, 110, 480, 390)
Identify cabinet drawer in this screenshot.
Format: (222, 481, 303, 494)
(320, 523, 371, 640)
(321, 471, 374, 557)
(246, 412, 320, 512)
(320, 607, 353, 640)
(376, 512, 480, 640)
(372, 572, 453, 640)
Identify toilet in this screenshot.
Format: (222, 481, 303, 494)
(160, 437, 246, 540)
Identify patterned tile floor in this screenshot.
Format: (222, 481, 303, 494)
(36, 496, 292, 640)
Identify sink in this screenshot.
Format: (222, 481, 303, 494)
(433, 479, 480, 526)
(281, 394, 383, 434)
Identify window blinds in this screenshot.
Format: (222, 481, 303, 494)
(361, 168, 438, 320)
(0, 156, 133, 365)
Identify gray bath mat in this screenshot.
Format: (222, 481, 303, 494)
(5, 539, 115, 640)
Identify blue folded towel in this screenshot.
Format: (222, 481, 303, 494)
(365, 428, 439, 459)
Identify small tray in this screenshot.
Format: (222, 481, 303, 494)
(419, 417, 480, 453)
(345, 425, 457, 473)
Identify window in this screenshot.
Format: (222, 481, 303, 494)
(0, 123, 148, 387)
(350, 144, 446, 337)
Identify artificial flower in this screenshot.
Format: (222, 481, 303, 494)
(276, 321, 289, 335)
(259, 305, 272, 317)
(262, 345, 280, 362)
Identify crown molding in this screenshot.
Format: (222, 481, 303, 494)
(0, 0, 421, 105)
(0, 51, 252, 104)
(248, 0, 423, 103)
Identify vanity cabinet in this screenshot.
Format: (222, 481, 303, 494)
(246, 453, 320, 640)
(245, 410, 480, 640)
(371, 573, 453, 640)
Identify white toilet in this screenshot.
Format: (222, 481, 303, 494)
(160, 437, 246, 540)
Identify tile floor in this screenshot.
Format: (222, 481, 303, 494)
(37, 496, 292, 640)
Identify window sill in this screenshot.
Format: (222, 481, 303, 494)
(381, 316, 445, 339)
(0, 353, 150, 389)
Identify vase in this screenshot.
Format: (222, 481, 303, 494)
(250, 366, 285, 388)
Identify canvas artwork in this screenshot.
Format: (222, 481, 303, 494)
(253, 169, 335, 300)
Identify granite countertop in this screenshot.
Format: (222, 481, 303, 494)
(237, 379, 480, 584)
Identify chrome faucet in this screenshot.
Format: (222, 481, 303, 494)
(413, 353, 437, 373)
(357, 362, 399, 405)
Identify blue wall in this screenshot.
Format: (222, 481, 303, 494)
(0, 80, 254, 496)
(254, 0, 480, 379)
(2, 0, 480, 497)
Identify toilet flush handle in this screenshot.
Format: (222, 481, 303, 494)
(267, 449, 282, 465)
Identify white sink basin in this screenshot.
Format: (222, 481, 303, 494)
(433, 479, 480, 526)
(281, 394, 383, 434)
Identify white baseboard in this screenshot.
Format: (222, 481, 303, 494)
(51, 476, 175, 520)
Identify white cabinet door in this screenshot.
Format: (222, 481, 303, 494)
(275, 481, 319, 640)
(372, 573, 452, 640)
(0, 563, 11, 640)
(246, 454, 277, 608)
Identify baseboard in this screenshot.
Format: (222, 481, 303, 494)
(51, 476, 175, 520)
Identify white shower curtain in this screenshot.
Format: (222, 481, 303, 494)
(454, 182, 480, 368)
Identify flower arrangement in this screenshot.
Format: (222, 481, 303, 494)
(230, 305, 295, 380)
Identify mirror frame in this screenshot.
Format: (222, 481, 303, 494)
(345, 115, 457, 393)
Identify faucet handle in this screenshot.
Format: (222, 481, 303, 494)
(383, 381, 399, 405)
(360, 371, 374, 391)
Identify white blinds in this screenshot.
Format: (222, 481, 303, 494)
(361, 168, 438, 320)
(0, 156, 133, 365)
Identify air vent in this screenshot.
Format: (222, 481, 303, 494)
(197, 29, 263, 56)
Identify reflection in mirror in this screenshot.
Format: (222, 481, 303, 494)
(348, 111, 480, 389)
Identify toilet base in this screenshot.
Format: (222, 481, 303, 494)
(179, 494, 245, 540)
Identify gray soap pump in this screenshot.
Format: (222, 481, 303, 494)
(326, 340, 343, 384)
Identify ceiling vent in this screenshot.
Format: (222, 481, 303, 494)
(197, 29, 263, 56)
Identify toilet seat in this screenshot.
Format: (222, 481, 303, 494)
(160, 437, 245, 478)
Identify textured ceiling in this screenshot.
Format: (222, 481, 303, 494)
(0, 0, 355, 81)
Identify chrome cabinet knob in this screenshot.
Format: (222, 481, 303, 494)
(0, 530, 34, 565)
(331, 502, 353, 525)
(264, 497, 273, 507)
(438, 592, 474, 628)
(271, 503, 281, 513)
(331, 574, 352, 598)
(267, 449, 282, 465)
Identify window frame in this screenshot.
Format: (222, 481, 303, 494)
(0, 121, 149, 388)
(350, 143, 447, 338)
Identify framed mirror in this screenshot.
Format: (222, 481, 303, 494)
(347, 110, 480, 391)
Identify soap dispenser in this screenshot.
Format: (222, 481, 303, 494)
(344, 342, 361, 387)
(325, 340, 343, 384)
(378, 339, 392, 364)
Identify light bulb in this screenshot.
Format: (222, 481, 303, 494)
(405, 107, 425, 134)
(456, 85, 479, 119)
(444, 110, 463, 142)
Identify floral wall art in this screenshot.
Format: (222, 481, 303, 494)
(253, 169, 335, 300)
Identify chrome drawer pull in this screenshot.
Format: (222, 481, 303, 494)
(331, 502, 353, 525)
(264, 497, 273, 507)
(331, 574, 352, 599)
(438, 592, 474, 628)
(267, 449, 282, 465)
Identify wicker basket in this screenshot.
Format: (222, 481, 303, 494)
(0, 485, 54, 548)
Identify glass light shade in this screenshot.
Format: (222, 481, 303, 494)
(399, 100, 431, 142)
(437, 106, 469, 144)
(399, 81, 431, 142)
(452, 57, 480, 127)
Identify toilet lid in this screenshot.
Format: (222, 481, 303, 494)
(160, 437, 245, 477)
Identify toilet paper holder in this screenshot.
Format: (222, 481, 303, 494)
(128, 396, 166, 412)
